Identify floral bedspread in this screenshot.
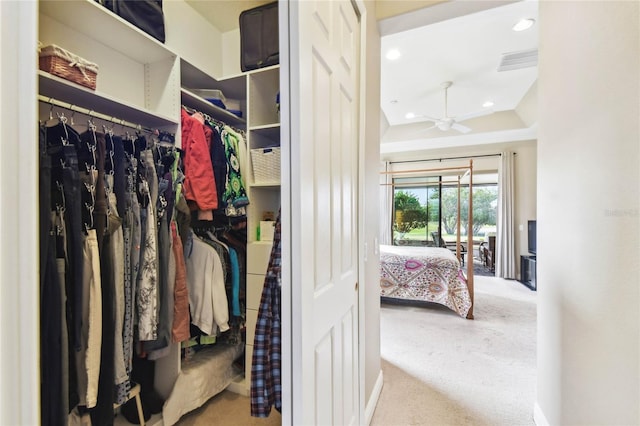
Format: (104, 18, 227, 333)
(379, 245, 471, 318)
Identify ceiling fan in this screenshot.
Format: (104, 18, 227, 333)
(422, 81, 494, 134)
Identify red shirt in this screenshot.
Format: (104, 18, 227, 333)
(180, 109, 217, 218)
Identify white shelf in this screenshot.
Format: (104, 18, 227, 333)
(39, 70, 178, 129)
(246, 64, 280, 76)
(181, 88, 246, 126)
(249, 182, 281, 188)
(249, 124, 280, 149)
(40, 0, 174, 64)
(249, 123, 280, 131)
(248, 67, 280, 127)
(181, 59, 246, 100)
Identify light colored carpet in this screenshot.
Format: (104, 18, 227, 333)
(372, 276, 537, 426)
(167, 276, 534, 426)
(175, 390, 281, 426)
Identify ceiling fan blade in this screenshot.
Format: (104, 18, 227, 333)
(451, 123, 471, 133)
(454, 108, 494, 123)
(421, 115, 439, 123)
(403, 124, 437, 138)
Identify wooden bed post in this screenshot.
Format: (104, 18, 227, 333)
(456, 178, 461, 262)
(466, 159, 474, 319)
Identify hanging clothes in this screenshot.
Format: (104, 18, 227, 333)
(171, 220, 190, 343)
(184, 230, 230, 335)
(180, 109, 218, 220)
(40, 121, 64, 425)
(170, 148, 191, 343)
(39, 103, 258, 423)
(145, 169, 175, 359)
(220, 125, 249, 216)
(251, 210, 282, 417)
(205, 119, 228, 211)
(136, 161, 159, 342)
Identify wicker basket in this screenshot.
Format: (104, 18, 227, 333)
(39, 44, 98, 90)
(250, 147, 281, 183)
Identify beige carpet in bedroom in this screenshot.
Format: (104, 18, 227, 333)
(372, 275, 537, 426)
(170, 276, 535, 426)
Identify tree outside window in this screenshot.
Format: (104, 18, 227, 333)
(392, 183, 497, 247)
(440, 185, 497, 241)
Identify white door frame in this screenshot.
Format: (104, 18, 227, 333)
(0, 1, 40, 424)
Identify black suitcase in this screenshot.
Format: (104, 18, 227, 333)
(239, 2, 279, 72)
(100, 0, 166, 43)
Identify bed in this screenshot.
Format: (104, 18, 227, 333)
(379, 245, 472, 318)
(380, 160, 476, 319)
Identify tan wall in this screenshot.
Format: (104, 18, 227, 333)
(537, 1, 639, 424)
(513, 142, 537, 266)
(375, 0, 446, 21)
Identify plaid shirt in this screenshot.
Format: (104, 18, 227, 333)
(250, 211, 282, 417)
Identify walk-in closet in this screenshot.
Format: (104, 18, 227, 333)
(37, 1, 282, 424)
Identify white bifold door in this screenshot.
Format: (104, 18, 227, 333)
(284, 0, 362, 424)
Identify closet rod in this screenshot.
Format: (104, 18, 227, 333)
(389, 153, 504, 165)
(380, 180, 462, 187)
(181, 104, 245, 137)
(380, 165, 471, 175)
(38, 95, 154, 134)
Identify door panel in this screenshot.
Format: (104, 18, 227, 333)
(289, 0, 361, 424)
(312, 50, 333, 291)
(315, 333, 333, 425)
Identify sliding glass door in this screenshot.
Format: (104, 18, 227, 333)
(440, 184, 497, 247)
(392, 177, 440, 246)
(392, 178, 498, 253)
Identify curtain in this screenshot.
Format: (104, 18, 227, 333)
(496, 151, 516, 278)
(379, 161, 393, 246)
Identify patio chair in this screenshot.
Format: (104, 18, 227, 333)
(431, 232, 465, 266)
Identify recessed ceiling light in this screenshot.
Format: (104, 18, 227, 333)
(512, 18, 535, 32)
(483, 101, 494, 108)
(405, 112, 415, 119)
(386, 49, 401, 61)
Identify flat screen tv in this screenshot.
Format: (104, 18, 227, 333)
(528, 220, 537, 255)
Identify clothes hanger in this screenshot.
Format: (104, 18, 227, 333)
(57, 111, 71, 145)
(54, 181, 66, 236)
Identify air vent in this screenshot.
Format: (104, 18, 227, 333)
(498, 48, 538, 72)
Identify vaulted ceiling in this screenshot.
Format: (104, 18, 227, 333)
(185, 0, 539, 161)
(379, 0, 539, 159)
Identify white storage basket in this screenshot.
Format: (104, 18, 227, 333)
(250, 147, 281, 183)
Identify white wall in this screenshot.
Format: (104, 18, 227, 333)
(222, 29, 242, 77)
(163, 0, 223, 78)
(537, 2, 639, 424)
(361, 0, 383, 420)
